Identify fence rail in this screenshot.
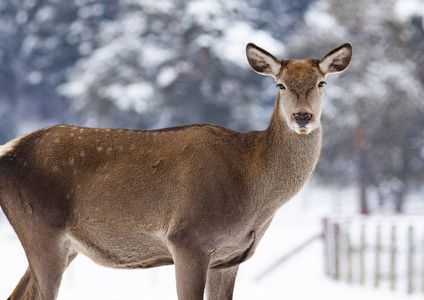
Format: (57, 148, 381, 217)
(323, 216, 424, 294)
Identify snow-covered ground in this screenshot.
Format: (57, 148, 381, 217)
(1, 184, 423, 299)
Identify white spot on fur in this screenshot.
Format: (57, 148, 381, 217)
(54, 138, 60, 143)
(80, 151, 85, 157)
(69, 157, 75, 166)
(97, 146, 103, 152)
(52, 165, 59, 172)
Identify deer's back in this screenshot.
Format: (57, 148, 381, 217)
(0, 124, 258, 227)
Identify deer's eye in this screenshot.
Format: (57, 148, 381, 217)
(318, 81, 327, 88)
(276, 84, 286, 90)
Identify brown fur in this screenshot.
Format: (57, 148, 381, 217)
(0, 42, 352, 299)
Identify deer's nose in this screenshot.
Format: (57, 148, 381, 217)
(294, 113, 313, 127)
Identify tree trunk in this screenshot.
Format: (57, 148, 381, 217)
(355, 112, 369, 215)
(359, 184, 369, 215)
(395, 185, 407, 213)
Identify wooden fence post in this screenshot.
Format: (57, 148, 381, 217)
(374, 224, 381, 288)
(334, 222, 340, 280)
(322, 218, 330, 277)
(422, 236, 424, 295)
(346, 224, 353, 284)
(390, 224, 397, 291)
(359, 224, 366, 285)
(407, 225, 414, 294)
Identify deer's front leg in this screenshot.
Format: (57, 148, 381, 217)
(206, 266, 239, 300)
(170, 237, 211, 300)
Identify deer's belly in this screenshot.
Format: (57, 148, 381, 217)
(67, 230, 173, 269)
(66, 224, 258, 270)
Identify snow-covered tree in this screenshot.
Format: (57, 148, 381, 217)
(60, 0, 284, 131)
(286, 0, 424, 213)
(0, 0, 117, 142)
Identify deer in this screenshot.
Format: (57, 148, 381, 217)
(0, 42, 352, 299)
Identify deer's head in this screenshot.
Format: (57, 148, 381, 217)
(246, 43, 352, 134)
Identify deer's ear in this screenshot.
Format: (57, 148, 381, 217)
(319, 43, 352, 75)
(246, 43, 281, 78)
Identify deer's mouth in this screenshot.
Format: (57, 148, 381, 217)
(294, 124, 313, 135)
(286, 116, 314, 134)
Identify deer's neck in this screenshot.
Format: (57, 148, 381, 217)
(249, 103, 322, 208)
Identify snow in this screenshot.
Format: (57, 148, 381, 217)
(305, 1, 337, 30)
(135, 0, 176, 14)
(35, 5, 54, 23)
(15, 10, 28, 24)
(140, 45, 174, 69)
(304, 0, 347, 39)
(214, 22, 284, 67)
(195, 21, 284, 68)
(1, 184, 423, 299)
(99, 82, 155, 114)
(157, 67, 178, 88)
(186, 0, 237, 32)
(27, 71, 43, 85)
(395, 0, 424, 21)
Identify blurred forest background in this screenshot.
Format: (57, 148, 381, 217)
(0, 0, 423, 214)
